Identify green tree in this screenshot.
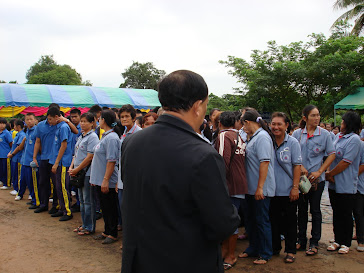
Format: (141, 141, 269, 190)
(120, 61, 166, 90)
(26, 55, 89, 85)
(332, 0, 364, 35)
(220, 27, 364, 121)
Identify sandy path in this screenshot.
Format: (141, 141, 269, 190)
(0, 188, 363, 273)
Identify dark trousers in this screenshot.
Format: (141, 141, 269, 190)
(39, 160, 58, 209)
(353, 192, 364, 244)
(297, 181, 325, 247)
(18, 166, 40, 205)
(97, 186, 118, 238)
(270, 196, 298, 254)
(0, 158, 11, 187)
(11, 161, 19, 191)
(244, 195, 272, 260)
(329, 189, 354, 247)
(55, 165, 71, 216)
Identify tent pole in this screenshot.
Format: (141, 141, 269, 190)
(334, 108, 336, 126)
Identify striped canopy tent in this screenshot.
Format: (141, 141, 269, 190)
(0, 84, 161, 117)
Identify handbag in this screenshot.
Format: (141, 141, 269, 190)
(299, 175, 312, 194)
(70, 166, 90, 188)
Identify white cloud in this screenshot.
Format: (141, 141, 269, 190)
(0, 0, 345, 96)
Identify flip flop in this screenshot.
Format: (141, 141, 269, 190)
(102, 237, 118, 244)
(306, 246, 318, 256)
(73, 226, 83, 232)
(284, 254, 295, 263)
(94, 234, 107, 240)
(253, 257, 268, 265)
(78, 230, 92, 236)
(223, 261, 237, 270)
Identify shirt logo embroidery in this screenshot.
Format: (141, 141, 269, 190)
(29, 140, 33, 145)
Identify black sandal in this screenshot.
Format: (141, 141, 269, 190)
(306, 246, 318, 256)
(284, 254, 295, 263)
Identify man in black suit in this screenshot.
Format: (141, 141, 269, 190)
(121, 70, 240, 273)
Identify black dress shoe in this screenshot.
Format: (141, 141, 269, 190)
(29, 204, 39, 209)
(48, 207, 58, 215)
(34, 206, 48, 213)
(59, 214, 73, 221)
(96, 212, 103, 220)
(51, 211, 63, 217)
(26, 201, 33, 205)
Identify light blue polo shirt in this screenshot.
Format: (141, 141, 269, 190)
(360, 129, 364, 139)
(74, 130, 99, 176)
(358, 141, 364, 195)
(118, 123, 142, 189)
(49, 121, 73, 167)
(10, 130, 26, 163)
(34, 119, 57, 161)
(329, 133, 360, 194)
(274, 133, 302, 196)
(330, 131, 336, 142)
(239, 128, 248, 142)
(21, 126, 40, 166)
(245, 128, 276, 197)
(90, 129, 121, 188)
(0, 129, 12, 158)
(292, 127, 335, 182)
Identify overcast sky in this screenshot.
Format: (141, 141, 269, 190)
(0, 0, 345, 96)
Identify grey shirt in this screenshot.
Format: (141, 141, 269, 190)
(73, 130, 99, 176)
(90, 129, 121, 188)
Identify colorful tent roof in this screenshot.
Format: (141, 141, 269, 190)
(0, 84, 161, 109)
(334, 87, 364, 110)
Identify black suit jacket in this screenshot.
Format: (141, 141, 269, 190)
(121, 114, 240, 273)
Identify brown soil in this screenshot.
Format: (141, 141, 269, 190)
(0, 189, 363, 273)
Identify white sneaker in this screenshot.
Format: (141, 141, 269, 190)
(28, 195, 32, 200)
(0, 186, 9, 190)
(10, 190, 18, 196)
(0, 181, 3, 186)
(14, 196, 22, 201)
(71, 191, 76, 196)
(49, 198, 53, 203)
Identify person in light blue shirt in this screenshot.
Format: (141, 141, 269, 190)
(353, 141, 364, 251)
(238, 108, 275, 265)
(325, 111, 361, 254)
(270, 112, 301, 263)
(90, 109, 121, 244)
(0, 118, 13, 189)
(360, 128, 364, 140)
(292, 105, 335, 256)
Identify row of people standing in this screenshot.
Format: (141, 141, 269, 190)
(213, 105, 364, 269)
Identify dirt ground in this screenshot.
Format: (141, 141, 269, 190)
(0, 189, 363, 273)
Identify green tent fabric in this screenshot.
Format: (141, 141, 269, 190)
(334, 87, 364, 110)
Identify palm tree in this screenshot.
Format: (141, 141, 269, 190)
(332, 0, 364, 35)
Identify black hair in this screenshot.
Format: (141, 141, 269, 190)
(119, 104, 137, 119)
(136, 116, 143, 126)
(242, 108, 275, 144)
(9, 118, 16, 129)
(25, 113, 36, 118)
(234, 111, 242, 121)
(70, 108, 81, 115)
(14, 119, 24, 129)
(102, 106, 109, 110)
(271, 112, 291, 134)
(333, 125, 340, 132)
(342, 111, 361, 135)
(89, 105, 102, 114)
(48, 103, 60, 109)
(111, 108, 119, 113)
(80, 112, 95, 124)
(136, 109, 142, 114)
(151, 106, 160, 113)
(209, 108, 220, 117)
(299, 105, 318, 129)
(101, 109, 123, 137)
(0, 117, 7, 124)
(47, 107, 61, 117)
(158, 70, 208, 112)
(199, 120, 212, 142)
(219, 111, 236, 128)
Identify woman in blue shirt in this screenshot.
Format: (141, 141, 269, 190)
(270, 112, 302, 263)
(354, 141, 364, 252)
(325, 111, 361, 254)
(238, 108, 275, 265)
(90, 110, 122, 244)
(292, 105, 335, 256)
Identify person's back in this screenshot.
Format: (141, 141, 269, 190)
(121, 70, 240, 273)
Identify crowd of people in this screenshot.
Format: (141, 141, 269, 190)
(0, 70, 363, 273)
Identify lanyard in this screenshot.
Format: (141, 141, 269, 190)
(122, 125, 136, 138)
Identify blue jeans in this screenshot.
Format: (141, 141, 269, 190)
(244, 195, 272, 260)
(78, 176, 96, 232)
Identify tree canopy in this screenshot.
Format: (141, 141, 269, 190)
(332, 0, 364, 35)
(26, 55, 91, 86)
(119, 61, 166, 90)
(219, 24, 364, 121)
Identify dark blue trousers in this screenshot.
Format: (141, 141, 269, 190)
(11, 161, 20, 191)
(18, 166, 39, 205)
(55, 165, 71, 216)
(0, 158, 11, 187)
(38, 160, 58, 209)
